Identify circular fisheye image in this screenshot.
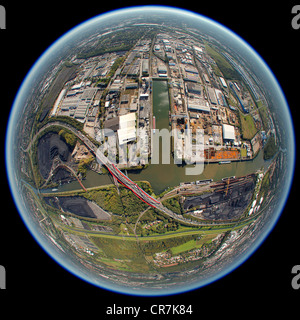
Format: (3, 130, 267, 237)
(6, 6, 295, 296)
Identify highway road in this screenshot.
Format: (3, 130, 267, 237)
(26, 121, 199, 225)
(27, 121, 259, 228)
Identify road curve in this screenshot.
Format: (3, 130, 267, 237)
(25, 121, 212, 226)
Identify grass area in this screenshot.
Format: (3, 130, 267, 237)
(240, 113, 257, 140)
(170, 234, 218, 255)
(56, 211, 250, 241)
(97, 256, 132, 271)
(119, 223, 130, 235)
(91, 237, 151, 272)
(263, 134, 277, 160)
(241, 147, 247, 158)
(257, 101, 270, 130)
(171, 240, 199, 255)
(83, 185, 148, 216)
(89, 232, 220, 272)
(205, 45, 240, 80)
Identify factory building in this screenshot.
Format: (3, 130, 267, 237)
(120, 94, 129, 105)
(142, 59, 149, 76)
(188, 103, 210, 113)
(158, 64, 167, 75)
(184, 73, 199, 82)
(51, 89, 66, 116)
(109, 80, 122, 93)
(74, 88, 98, 122)
(125, 82, 138, 90)
(207, 87, 217, 105)
(118, 113, 137, 145)
(127, 60, 140, 78)
(52, 87, 98, 123)
(203, 74, 210, 84)
(186, 82, 202, 95)
(194, 45, 203, 53)
(219, 77, 227, 88)
(184, 66, 198, 75)
(222, 124, 235, 141)
(80, 88, 97, 101)
(74, 102, 89, 121)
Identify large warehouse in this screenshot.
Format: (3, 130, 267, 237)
(118, 113, 137, 145)
(186, 82, 202, 95)
(222, 124, 235, 141)
(188, 103, 210, 113)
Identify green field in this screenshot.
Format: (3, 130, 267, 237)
(170, 234, 218, 255)
(240, 147, 247, 158)
(240, 113, 257, 140)
(205, 45, 240, 80)
(91, 237, 151, 272)
(171, 240, 200, 255)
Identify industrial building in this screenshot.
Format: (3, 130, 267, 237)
(130, 96, 138, 112)
(118, 113, 137, 145)
(74, 88, 98, 122)
(194, 45, 203, 53)
(186, 82, 202, 95)
(109, 80, 122, 93)
(52, 86, 98, 123)
(121, 94, 129, 105)
(142, 59, 149, 76)
(215, 89, 226, 106)
(207, 87, 217, 105)
(51, 89, 67, 116)
(80, 88, 98, 101)
(222, 124, 235, 141)
(74, 102, 89, 121)
(219, 77, 227, 88)
(185, 66, 199, 75)
(188, 103, 210, 113)
(125, 82, 138, 90)
(127, 59, 140, 78)
(157, 64, 167, 75)
(203, 74, 210, 84)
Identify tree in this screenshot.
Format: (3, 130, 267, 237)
(263, 134, 277, 160)
(58, 128, 77, 147)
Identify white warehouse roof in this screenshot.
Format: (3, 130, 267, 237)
(118, 127, 137, 145)
(222, 124, 235, 141)
(118, 113, 136, 145)
(119, 113, 136, 127)
(188, 103, 210, 113)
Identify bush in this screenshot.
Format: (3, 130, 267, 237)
(263, 134, 277, 160)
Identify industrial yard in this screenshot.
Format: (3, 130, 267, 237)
(22, 19, 278, 231)
(14, 9, 286, 294)
(45, 25, 274, 171)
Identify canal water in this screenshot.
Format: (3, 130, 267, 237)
(52, 79, 270, 195)
(128, 79, 268, 193)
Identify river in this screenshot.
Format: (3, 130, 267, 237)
(128, 79, 268, 193)
(51, 79, 270, 195)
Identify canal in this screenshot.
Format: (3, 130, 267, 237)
(51, 79, 270, 195)
(127, 79, 268, 194)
